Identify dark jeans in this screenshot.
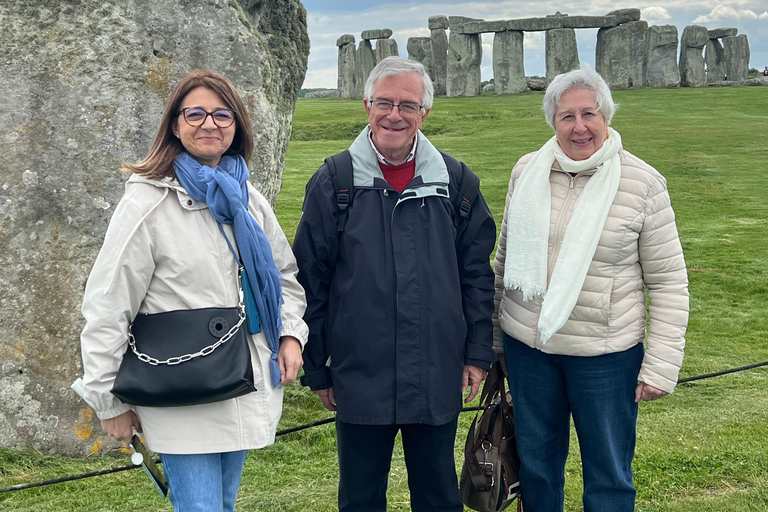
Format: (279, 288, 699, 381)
(504, 335, 643, 512)
(336, 418, 463, 512)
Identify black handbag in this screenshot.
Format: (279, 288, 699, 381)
(460, 357, 522, 512)
(111, 269, 256, 407)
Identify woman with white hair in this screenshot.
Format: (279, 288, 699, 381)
(493, 65, 689, 511)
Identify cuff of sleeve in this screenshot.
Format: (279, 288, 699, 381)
(95, 402, 133, 421)
(464, 358, 492, 372)
(299, 367, 332, 390)
(280, 329, 308, 349)
(465, 343, 495, 366)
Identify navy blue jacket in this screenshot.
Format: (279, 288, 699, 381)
(294, 128, 496, 425)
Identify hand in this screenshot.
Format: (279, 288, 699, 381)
(462, 365, 488, 403)
(278, 336, 303, 385)
(314, 387, 337, 412)
(101, 410, 142, 450)
(635, 382, 668, 403)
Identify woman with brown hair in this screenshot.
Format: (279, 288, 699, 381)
(79, 69, 307, 511)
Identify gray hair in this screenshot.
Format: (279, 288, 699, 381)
(543, 64, 617, 129)
(364, 56, 434, 110)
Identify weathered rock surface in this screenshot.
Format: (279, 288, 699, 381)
(561, 15, 617, 29)
(706, 38, 726, 82)
(304, 90, 338, 99)
(526, 77, 547, 91)
(606, 8, 641, 25)
(374, 39, 399, 64)
(449, 16, 483, 30)
(428, 15, 449, 31)
(337, 34, 355, 47)
(506, 17, 563, 32)
(0, 0, 308, 457)
(407, 37, 435, 81)
(361, 29, 393, 40)
(337, 37, 358, 98)
(546, 28, 580, 82)
(625, 20, 648, 87)
(482, 83, 495, 92)
(596, 26, 630, 89)
(646, 25, 680, 87)
(493, 31, 526, 94)
(358, 40, 376, 92)
(456, 20, 507, 34)
(430, 25, 449, 95)
(679, 25, 708, 87)
(723, 34, 750, 82)
(446, 31, 482, 96)
(709, 28, 737, 39)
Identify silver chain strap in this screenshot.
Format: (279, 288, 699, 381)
(127, 268, 248, 366)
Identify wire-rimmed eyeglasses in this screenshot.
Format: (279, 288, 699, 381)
(368, 99, 424, 116)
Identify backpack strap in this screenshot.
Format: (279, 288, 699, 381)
(325, 150, 354, 232)
(453, 162, 480, 228)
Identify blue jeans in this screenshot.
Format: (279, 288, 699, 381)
(504, 336, 643, 512)
(159, 450, 249, 512)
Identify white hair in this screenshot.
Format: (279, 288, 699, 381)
(364, 56, 434, 110)
(543, 64, 617, 129)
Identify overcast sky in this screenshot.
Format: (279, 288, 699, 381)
(299, 1, 768, 89)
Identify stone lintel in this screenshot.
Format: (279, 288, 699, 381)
(506, 17, 563, 31)
(606, 8, 641, 24)
(561, 15, 618, 29)
(428, 15, 449, 30)
(709, 28, 738, 39)
(336, 34, 355, 47)
(455, 20, 508, 34)
(361, 28, 393, 40)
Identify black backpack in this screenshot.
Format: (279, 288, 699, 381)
(323, 150, 480, 234)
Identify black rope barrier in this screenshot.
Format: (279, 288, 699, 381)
(1, 362, 765, 494)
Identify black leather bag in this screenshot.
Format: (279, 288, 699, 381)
(460, 357, 521, 512)
(111, 298, 256, 407)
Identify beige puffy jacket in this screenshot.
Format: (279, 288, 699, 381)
(493, 149, 689, 393)
(80, 174, 308, 454)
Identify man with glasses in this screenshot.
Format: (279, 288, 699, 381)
(293, 56, 496, 512)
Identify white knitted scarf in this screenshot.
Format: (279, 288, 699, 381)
(504, 127, 623, 343)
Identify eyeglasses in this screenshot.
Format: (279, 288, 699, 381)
(179, 107, 236, 128)
(369, 99, 424, 116)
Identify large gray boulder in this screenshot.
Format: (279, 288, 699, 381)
(709, 28, 737, 39)
(361, 29, 393, 40)
(646, 25, 680, 87)
(606, 8, 641, 24)
(679, 25, 708, 87)
(430, 22, 449, 95)
(506, 17, 563, 32)
(0, 0, 309, 457)
(456, 20, 508, 34)
(706, 38, 726, 83)
(546, 29, 580, 82)
(561, 15, 617, 29)
(596, 26, 630, 89)
(428, 15, 449, 31)
(625, 20, 648, 87)
(446, 31, 482, 96)
(723, 34, 750, 81)
(374, 39, 400, 64)
(493, 31, 526, 94)
(337, 36, 358, 98)
(407, 37, 435, 82)
(358, 40, 376, 93)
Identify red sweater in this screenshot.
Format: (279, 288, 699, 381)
(379, 159, 416, 193)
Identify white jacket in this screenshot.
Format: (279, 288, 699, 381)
(80, 174, 308, 454)
(493, 150, 689, 393)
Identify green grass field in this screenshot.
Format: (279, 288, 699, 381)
(2, 87, 767, 511)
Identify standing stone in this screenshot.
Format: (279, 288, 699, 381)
(446, 31, 482, 96)
(679, 25, 708, 87)
(624, 20, 648, 87)
(430, 16, 449, 96)
(358, 39, 376, 92)
(723, 34, 750, 81)
(546, 28, 580, 82)
(596, 26, 630, 88)
(646, 25, 680, 87)
(337, 35, 357, 98)
(407, 37, 435, 81)
(374, 39, 399, 64)
(493, 31, 526, 94)
(706, 38, 726, 83)
(0, 0, 309, 457)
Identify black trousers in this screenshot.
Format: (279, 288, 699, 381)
(336, 418, 463, 512)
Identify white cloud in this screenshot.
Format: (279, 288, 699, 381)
(642, 6, 672, 24)
(693, 5, 767, 23)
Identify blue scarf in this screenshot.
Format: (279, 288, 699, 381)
(174, 152, 284, 388)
